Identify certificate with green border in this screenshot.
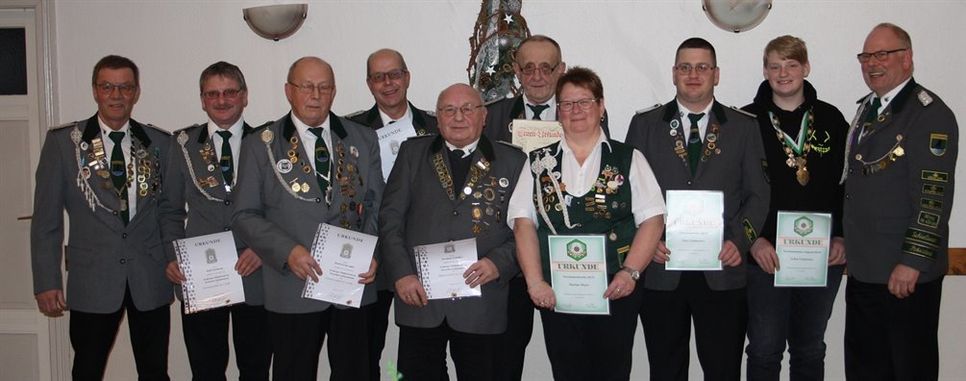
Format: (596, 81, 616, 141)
(774, 211, 831, 287)
(665, 190, 724, 271)
(548, 235, 610, 315)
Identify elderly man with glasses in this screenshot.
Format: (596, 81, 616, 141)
(380, 83, 524, 381)
(232, 56, 384, 380)
(842, 23, 958, 381)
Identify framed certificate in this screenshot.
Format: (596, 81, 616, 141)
(548, 235, 609, 315)
(665, 190, 724, 271)
(774, 211, 831, 287)
(302, 223, 378, 308)
(173, 231, 246, 314)
(413, 238, 481, 300)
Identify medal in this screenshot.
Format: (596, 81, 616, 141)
(276, 159, 293, 173)
(291, 182, 302, 193)
(499, 177, 509, 188)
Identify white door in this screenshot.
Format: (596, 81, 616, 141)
(0, 5, 66, 381)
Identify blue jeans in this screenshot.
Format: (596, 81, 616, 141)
(745, 263, 844, 381)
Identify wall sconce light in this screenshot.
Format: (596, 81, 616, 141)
(243, 4, 308, 41)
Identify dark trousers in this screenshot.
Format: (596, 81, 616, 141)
(398, 320, 497, 381)
(69, 286, 170, 381)
(181, 303, 271, 381)
(640, 272, 747, 381)
(845, 276, 942, 381)
(267, 307, 370, 381)
(540, 282, 643, 381)
(493, 276, 534, 381)
(745, 264, 844, 381)
(365, 289, 394, 381)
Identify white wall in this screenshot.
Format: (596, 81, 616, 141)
(48, 1, 966, 380)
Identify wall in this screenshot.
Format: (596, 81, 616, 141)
(47, 1, 966, 380)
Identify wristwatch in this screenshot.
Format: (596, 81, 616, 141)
(620, 266, 641, 281)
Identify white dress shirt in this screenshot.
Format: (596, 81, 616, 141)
(98, 117, 137, 217)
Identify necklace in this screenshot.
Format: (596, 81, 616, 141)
(768, 109, 813, 186)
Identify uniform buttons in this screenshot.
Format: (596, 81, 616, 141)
(223, 226, 231, 231)
(122, 233, 128, 239)
(452, 210, 459, 216)
(315, 198, 322, 203)
(848, 168, 854, 174)
(845, 194, 851, 200)
(687, 181, 693, 186)
(119, 258, 127, 264)
(224, 200, 232, 206)
(112, 211, 119, 216)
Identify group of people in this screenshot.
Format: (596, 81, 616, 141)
(30, 21, 957, 381)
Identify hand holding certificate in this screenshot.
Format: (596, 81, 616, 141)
(173, 231, 246, 314)
(302, 223, 378, 308)
(665, 190, 724, 271)
(548, 235, 610, 315)
(413, 238, 481, 300)
(774, 211, 831, 287)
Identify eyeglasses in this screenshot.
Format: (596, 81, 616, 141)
(368, 69, 408, 82)
(288, 82, 334, 95)
(95, 82, 137, 97)
(674, 63, 715, 74)
(519, 63, 559, 77)
(558, 98, 598, 113)
(856, 48, 907, 63)
(201, 88, 243, 100)
(437, 104, 483, 118)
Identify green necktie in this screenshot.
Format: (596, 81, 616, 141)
(686, 113, 705, 176)
(308, 127, 330, 191)
(216, 130, 234, 186)
(108, 131, 129, 224)
(864, 96, 882, 124)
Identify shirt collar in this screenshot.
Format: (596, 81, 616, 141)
(97, 116, 131, 136)
(445, 138, 480, 158)
(207, 117, 245, 139)
(555, 128, 610, 156)
(290, 112, 330, 135)
(876, 77, 912, 109)
(378, 104, 412, 126)
(524, 95, 557, 119)
(675, 98, 713, 118)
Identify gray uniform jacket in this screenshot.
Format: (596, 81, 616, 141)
(625, 101, 770, 291)
(843, 79, 958, 284)
(31, 115, 173, 313)
(379, 135, 524, 334)
(483, 95, 611, 144)
(232, 113, 384, 313)
(159, 122, 264, 305)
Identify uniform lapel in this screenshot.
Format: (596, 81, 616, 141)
(661, 101, 691, 174)
(457, 136, 495, 206)
(129, 119, 162, 225)
(428, 135, 458, 203)
(278, 114, 326, 199)
(859, 79, 916, 145)
(77, 115, 125, 230)
(694, 102, 727, 178)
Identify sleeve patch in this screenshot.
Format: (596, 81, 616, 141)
(902, 241, 937, 260)
(905, 228, 941, 248)
(917, 211, 940, 229)
(920, 198, 943, 211)
(929, 133, 948, 157)
(743, 218, 758, 243)
(922, 184, 945, 197)
(921, 170, 949, 183)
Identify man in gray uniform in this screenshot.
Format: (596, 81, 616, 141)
(346, 48, 440, 380)
(232, 56, 384, 380)
(159, 61, 271, 380)
(31, 55, 172, 380)
(381, 83, 523, 380)
(625, 38, 769, 381)
(842, 23, 958, 381)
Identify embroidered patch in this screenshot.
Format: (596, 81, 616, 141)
(743, 218, 758, 242)
(921, 170, 949, 183)
(917, 211, 940, 229)
(905, 228, 941, 248)
(929, 133, 948, 157)
(920, 198, 943, 211)
(922, 184, 945, 196)
(902, 241, 937, 260)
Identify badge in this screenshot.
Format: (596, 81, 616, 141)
(609, 232, 618, 241)
(301, 182, 311, 193)
(81, 167, 91, 179)
(472, 207, 482, 219)
(206, 176, 219, 188)
(303, 164, 312, 174)
(921, 170, 949, 183)
(463, 186, 473, 195)
(670, 129, 678, 137)
(135, 149, 147, 159)
(929, 133, 948, 157)
(893, 146, 905, 157)
(349, 146, 359, 158)
(499, 177, 510, 188)
(80, 141, 89, 150)
(291, 182, 302, 193)
(261, 129, 274, 143)
(276, 159, 293, 173)
(670, 119, 680, 129)
(854, 154, 863, 161)
(483, 188, 496, 201)
(207, 164, 216, 172)
(97, 169, 110, 179)
(918, 90, 934, 106)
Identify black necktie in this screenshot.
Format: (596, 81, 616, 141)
(686, 113, 705, 176)
(308, 127, 330, 191)
(216, 130, 234, 186)
(108, 131, 129, 224)
(448, 148, 471, 192)
(528, 104, 550, 120)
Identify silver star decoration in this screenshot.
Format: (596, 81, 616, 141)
(504, 13, 514, 24)
(485, 64, 496, 76)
